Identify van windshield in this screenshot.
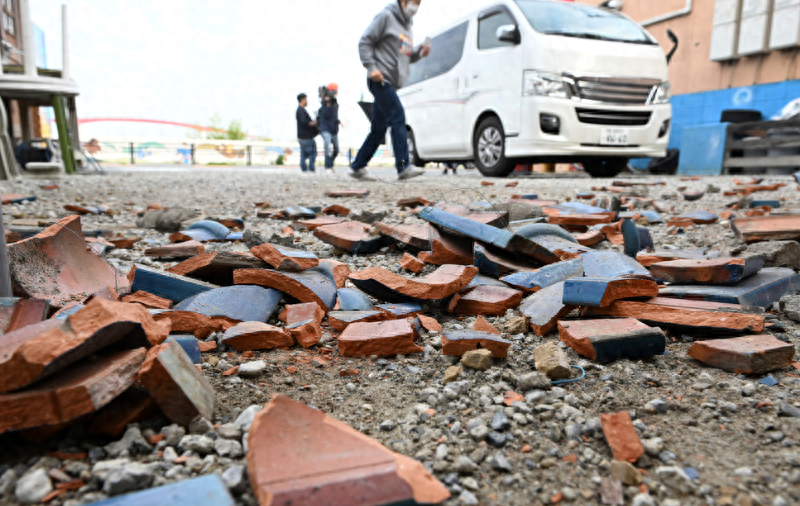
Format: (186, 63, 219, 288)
(514, 0, 656, 45)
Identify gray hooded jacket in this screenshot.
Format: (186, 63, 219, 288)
(359, 2, 422, 89)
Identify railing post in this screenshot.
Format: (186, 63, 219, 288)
(191, 144, 196, 165)
(130, 142, 135, 165)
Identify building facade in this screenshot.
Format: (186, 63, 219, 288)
(580, 0, 800, 155)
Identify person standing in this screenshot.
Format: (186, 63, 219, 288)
(350, 0, 430, 181)
(319, 83, 342, 174)
(295, 93, 318, 173)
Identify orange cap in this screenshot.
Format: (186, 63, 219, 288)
(328, 83, 339, 91)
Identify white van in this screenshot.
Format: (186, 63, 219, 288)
(400, 0, 672, 178)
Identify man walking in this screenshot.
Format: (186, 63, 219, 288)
(350, 0, 430, 181)
(296, 93, 318, 173)
(319, 83, 342, 174)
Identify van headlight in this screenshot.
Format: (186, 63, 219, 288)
(523, 71, 568, 98)
(651, 82, 671, 104)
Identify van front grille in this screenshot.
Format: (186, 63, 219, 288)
(564, 74, 660, 106)
(576, 108, 652, 126)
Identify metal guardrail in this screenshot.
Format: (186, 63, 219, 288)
(723, 118, 800, 171)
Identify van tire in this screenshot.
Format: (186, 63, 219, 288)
(473, 117, 515, 177)
(407, 129, 425, 167)
(582, 158, 629, 178)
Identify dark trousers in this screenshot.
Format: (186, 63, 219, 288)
(299, 138, 316, 172)
(351, 79, 410, 174)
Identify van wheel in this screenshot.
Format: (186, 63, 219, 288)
(473, 117, 515, 177)
(407, 129, 425, 167)
(582, 158, 629, 178)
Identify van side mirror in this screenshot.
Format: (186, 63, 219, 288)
(497, 25, 520, 44)
(666, 29, 679, 64)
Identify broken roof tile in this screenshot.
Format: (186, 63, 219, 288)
(247, 395, 449, 506)
(8, 216, 128, 308)
(448, 285, 523, 316)
(548, 214, 615, 230)
(138, 340, 215, 427)
(688, 335, 796, 374)
(293, 216, 347, 231)
(316, 259, 351, 289)
(376, 303, 424, 318)
(336, 287, 374, 311)
(234, 268, 337, 311)
(418, 227, 473, 266)
(328, 310, 388, 332)
(181, 220, 231, 242)
(287, 319, 323, 348)
(520, 282, 576, 336)
(375, 222, 431, 250)
(0, 348, 145, 434)
(167, 251, 267, 286)
(280, 302, 325, 325)
(220, 322, 294, 351)
(166, 335, 201, 364)
(419, 315, 442, 333)
(558, 318, 666, 363)
(441, 330, 511, 358)
(472, 315, 501, 335)
(0, 297, 49, 334)
(0, 298, 166, 393)
(322, 204, 351, 216)
(473, 243, 540, 278)
(585, 298, 765, 334)
(400, 253, 425, 274)
(151, 310, 237, 339)
(87, 387, 159, 438)
(419, 208, 561, 264)
(658, 267, 800, 307)
(174, 285, 282, 322)
(601, 412, 644, 463)
(649, 256, 764, 285)
(129, 264, 218, 303)
(338, 320, 422, 357)
(501, 257, 584, 295)
(562, 278, 659, 307)
(636, 249, 707, 268)
(314, 221, 389, 254)
(397, 197, 431, 208)
(574, 229, 605, 247)
(120, 291, 173, 310)
(582, 251, 651, 279)
(349, 265, 478, 303)
(676, 211, 718, 224)
(732, 214, 800, 243)
(144, 241, 205, 260)
(250, 243, 319, 272)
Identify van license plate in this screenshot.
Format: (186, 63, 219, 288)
(600, 128, 629, 146)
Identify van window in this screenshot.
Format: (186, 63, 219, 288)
(406, 21, 468, 86)
(514, 0, 656, 45)
(478, 11, 516, 50)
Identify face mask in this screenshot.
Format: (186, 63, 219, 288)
(404, 2, 419, 18)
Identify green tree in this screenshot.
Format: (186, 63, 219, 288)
(225, 120, 246, 140)
(205, 113, 247, 140)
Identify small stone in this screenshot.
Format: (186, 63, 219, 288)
(778, 403, 800, 418)
(0, 469, 17, 497)
(104, 426, 153, 457)
(490, 452, 513, 472)
(379, 419, 396, 431)
(214, 438, 243, 458)
(461, 349, 493, 371)
(178, 435, 214, 455)
(491, 411, 511, 431)
(533, 342, 571, 380)
(189, 417, 214, 435)
(644, 399, 668, 414)
(486, 432, 507, 448)
(162, 424, 186, 446)
(162, 447, 178, 462)
(454, 456, 478, 474)
(656, 466, 696, 494)
(233, 405, 262, 431)
(505, 316, 527, 334)
(217, 423, 242, 440)
(238, 360, 267, 377)
(742, 383, 756, 397)
(469, 425, 489, 441)
(14, 469, 52, 504)
(459, 490, 479, 505)
(632, 493, 657, 506)
(221, 465, 247, 495)
(435, 444, 449, 461)
(611, 460, 642, 486)
(643, 438, 665, 456)
(517, 372, 551, 391)
(443, 366, 462, 385)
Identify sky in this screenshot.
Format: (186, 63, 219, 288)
(30, 0, 493, 147)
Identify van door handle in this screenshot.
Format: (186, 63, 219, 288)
(473, 73, 479, 79)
